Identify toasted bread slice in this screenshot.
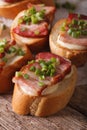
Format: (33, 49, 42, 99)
(0, 45, 33, 93)
(12, 65, 77, 117)
(49, 19, 87, 66)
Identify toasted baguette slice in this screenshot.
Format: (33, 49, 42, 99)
(0, 0, 55, 19)
(0, 45, 33, 93)
(49, 19, 87, 67)
(12, 65, 77, 117)
(11, 4, 55, 52)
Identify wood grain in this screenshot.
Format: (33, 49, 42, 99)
(0, 94, 87, 130)
(69, 84, 87, 116)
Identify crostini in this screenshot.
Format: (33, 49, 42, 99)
(50, 13, 87, 66)
(11, 3, 56, 52)
(12, 52, 77, 117)
(0, 38, 33, 93)
(0, 0, 55, 19)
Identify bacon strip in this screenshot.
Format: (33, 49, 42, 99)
(13, 52, 71, 96)
(27, 3, 56, 15)
(59, 33, 87, 46)
(13, 22, 49, 38)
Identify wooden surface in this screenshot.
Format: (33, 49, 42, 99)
(0, 0, 87, 130)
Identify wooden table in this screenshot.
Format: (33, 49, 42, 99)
(0, 0, 87, 130)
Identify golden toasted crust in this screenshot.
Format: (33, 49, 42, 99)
(12, 66, 77, 117)
(0, 46, 33, 94)
(49, 19, 87, 67)
(0, 0, 55, 19)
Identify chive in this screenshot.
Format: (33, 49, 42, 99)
(51, 57, 56, 63)
(39, 75, 45, 80)
(2, 57, 8, 63)
(9, 46, 17, 53)
(31, 15, 39, 24)
(71, 31, 81, 38)
(16, 71, 22, 77)
(28, 7, 36, 15)
(50, 69, 55, 76)
(23, 15, 31, 24)
(17, 48, 25, 56)
(23, 74, 29, 79)
(61, 26, 66, 31)
(0, 47, 4, 53)
(38, 81, 44, 87)
(82, 30, 87, 36)
(41, 66, 47, 71)
(35, 68, 41, 75)
(34, 30, 40, 35)
(78, 20, 84, 26)
(29, 66, 36, 72)
(18, 18, 23, 24)
(0, 38, 7, 46)
(28, 60, 35, 64)
(67, 28, 73, 35)
(72, 19, 78, 25)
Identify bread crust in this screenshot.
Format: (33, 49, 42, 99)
(12, 65, 77, 117)
(49, 19, 87, 66)
(0, 46, 33, 93)
(0, 0, 55, 19)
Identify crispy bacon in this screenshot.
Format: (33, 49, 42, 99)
(59, 33, 87, 46)
(13, 22, 49, 38)
(68, 13, 87, 20)
(27, 3, 56, 15)
(13, 52, 71, 96)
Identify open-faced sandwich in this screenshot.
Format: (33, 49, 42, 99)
(50, 13, 87, 66)
(0, 0, 55, 19)
(0, 38, 32, 93)
(12, 52, 77, 117)
(11, 3, 56, 52)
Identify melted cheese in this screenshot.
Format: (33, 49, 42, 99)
(57, 35, 87, 50)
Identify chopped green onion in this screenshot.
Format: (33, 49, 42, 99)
(29, 66, 36, 72)
(31, 15, 39, 24)
(39, 75, 45, 80)
(71, 31, 81, 38)
(0, 47, 4, 53)
(51, 57, 56, 63)
(23, 74, 29, 79)
(17, 48, 25, 56)
(0, 38, 7, 46)
(9, 46, 17, 53)
(34, 30, 40, 35)
(2, 57, 8, 63)
(72, 19, 78, 25)
(18, 18, 23, 24)
(28, 7, 36, 15)
(38, 81, 44, 87)
(28, 60, 35, 64)
(16, 71, 22, 77)
(35, 68, 41, 75)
